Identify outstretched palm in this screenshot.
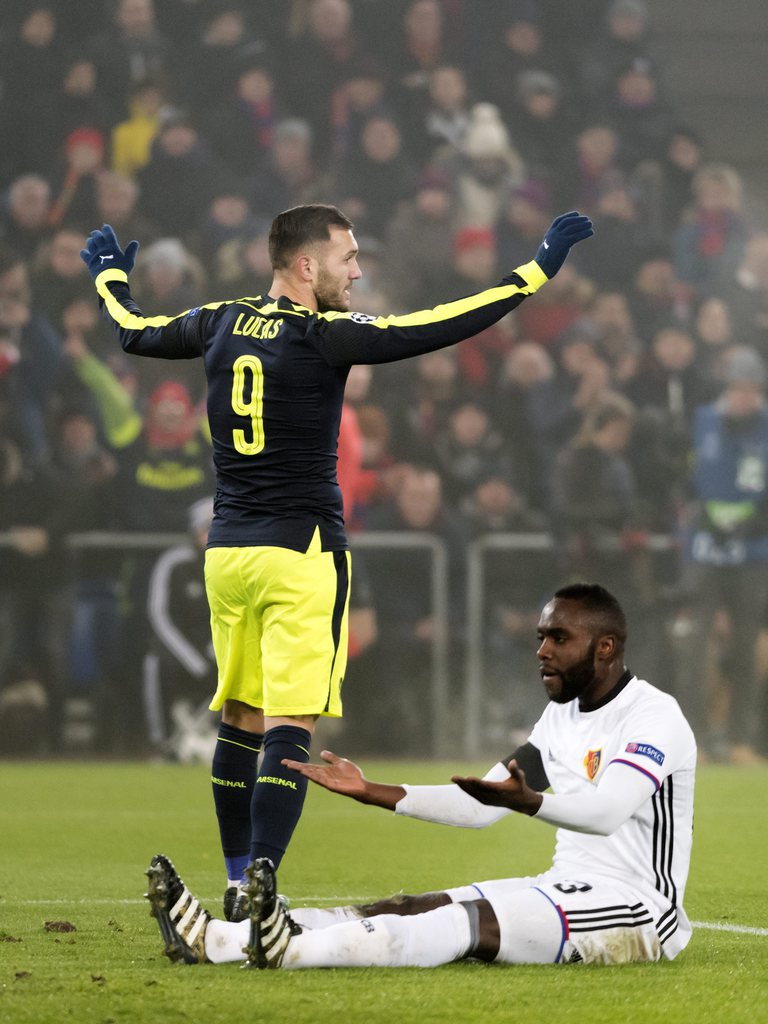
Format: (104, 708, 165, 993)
(282, 749, 368, 798)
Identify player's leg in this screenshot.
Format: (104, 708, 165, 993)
(239, 858, 500, 969)
(205, 549, 264, 916)
(217, 700, 263, 918)
(251, 535, 350, 869)
(289, 890, 453, 930)
(474, 877, 662, 964)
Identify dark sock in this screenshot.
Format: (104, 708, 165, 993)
(211, 722, 262, 882)
(249, 724, 311, 869)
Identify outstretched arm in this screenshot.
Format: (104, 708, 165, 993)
(317, 212, 594, 367)
(454, 759, 657, 835)
(80, 224, 215, 359)
(283, 750, 519, 828)
(282, 750, 406, 809)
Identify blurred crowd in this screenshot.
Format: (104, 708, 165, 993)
(1, 0, 768, 763)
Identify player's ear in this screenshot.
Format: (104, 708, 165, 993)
(295, 252, 315, 282)
(596, 634, 615, 660)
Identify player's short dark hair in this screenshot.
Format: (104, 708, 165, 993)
(268, 204, 354, 270)
(553, 582, 628, 650)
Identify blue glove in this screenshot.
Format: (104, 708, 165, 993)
(80, 224, 139, 280)
(534, 211, 594, 279)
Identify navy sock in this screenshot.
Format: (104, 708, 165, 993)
(211, 722, 262, 882)
(249, 724, 311, 870)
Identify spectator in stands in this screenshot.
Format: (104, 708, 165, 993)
(129, 238, 207, 398)
(111, 79, 168, 178)
(495, 179, 553, 272)
(493, 340, 555, 507)
(364, 464, 465, 753)
(390, 0, 459, 118)
(205, 56, 286, 187)
(385, 348, 464, 465)
(48, 127, 106, 229)
(331, 57, 391, 163)
(582, 289, 642, 388)
(550, 392, 648, 613)
(1, 174, 53, 261)
(515, 261, 594, 347)
(137, 112, 225, 240)
(334, 114, 418, 240)
(632, 126, 704, 240)
(179, 5, 254, 112)
(87, 0, 174, 117)
(64, 337, 213, 532)
(211, 223, 273, 298)
(575, 181, 648, 291)
(383, 165, 455, 310)
(49, 402, 120, 752)
(30, 227, 94, 334)
(479, 2, 561, 121)
(604, 58, 678, 169)
(527, 326, 612, 487)
(34, 55, 111, 176)
(433, 398, 512, 508)
(581, 0, 655, 105)
(143, 496, 218, 761)
(252, 119, 328, 219)
(194, 185, 258, 280)
(714, 232, 768, 355)
(673, 163, 750, 298)
(510, 71, 576, 206)
(95, 171, 159, 246)
(691, 296, 736, 381)
(439, 103, 525, 228)
(568, 123, 625, 216)
(0, 434, 57, 753)
(1, 7, 63, 134)
(628, 247, 688, 338)
(0, 247, 63, 466)
(678, 347, 768, 763)
(285, 0, 366, 142)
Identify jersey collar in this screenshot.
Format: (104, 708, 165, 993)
(578, 668, 633, 713)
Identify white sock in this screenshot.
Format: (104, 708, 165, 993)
(282, 903, 472, 969)
(201, 906, 361, 963)
(204, 918, 250, 964)
(290, 905, 361, 930)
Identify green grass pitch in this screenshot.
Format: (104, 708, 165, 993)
(1, 760, 767, 1024)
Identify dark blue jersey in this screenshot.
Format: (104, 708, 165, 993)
(94, 261, 548, 550)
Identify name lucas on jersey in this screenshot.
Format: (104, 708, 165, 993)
(233, 313, 283, 339)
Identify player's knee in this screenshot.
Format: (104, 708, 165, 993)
(222, 699, 263, 732)
(491, 888, 568, 964)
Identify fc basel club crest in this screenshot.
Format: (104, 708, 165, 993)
(583, 748, 602, 780)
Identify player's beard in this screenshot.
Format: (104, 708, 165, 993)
(548, 640, 597, 704)
(314, 265, 350, 312)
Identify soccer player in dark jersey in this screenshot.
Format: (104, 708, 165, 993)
(80, 203, 593, 919)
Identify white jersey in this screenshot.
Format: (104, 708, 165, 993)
(528, 672, 696, 958)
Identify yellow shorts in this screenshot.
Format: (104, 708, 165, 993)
(204, 529, 351, 717)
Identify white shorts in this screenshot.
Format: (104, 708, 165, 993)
(445, 873, 662, 965)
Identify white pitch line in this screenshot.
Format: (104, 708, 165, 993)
(690, 920, 768, 937)
(3, 899, 768, 936)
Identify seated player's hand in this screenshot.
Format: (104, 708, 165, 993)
(534, 211, 594, 279)
(80, 224, 139, 280)
(451, 760, 543, 816)
(282, 749, 368, 798)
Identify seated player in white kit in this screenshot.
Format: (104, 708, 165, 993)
(145, 583, 696, 969)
